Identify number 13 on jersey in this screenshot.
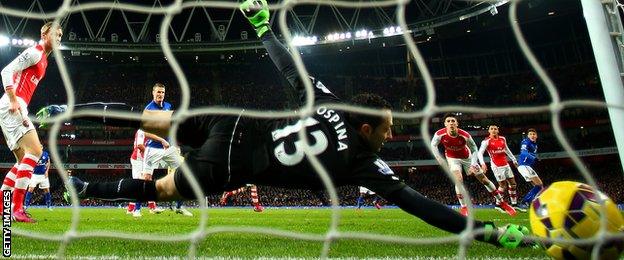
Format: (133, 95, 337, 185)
(272, 118, 329, 166)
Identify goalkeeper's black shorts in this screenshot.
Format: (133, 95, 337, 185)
(173, 114, 256, 199)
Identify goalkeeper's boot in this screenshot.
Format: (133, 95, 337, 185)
(36, 104, 67, 128)
(239, 0, 270, 37)
(63, 176, 89, 202)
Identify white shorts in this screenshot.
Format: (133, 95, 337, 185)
(359, 186, 375, 195)
(143, 146, 182, 175)
(0, 95, 34, 151)
(131, 158, 143, 179)
(491, 164, 514, 182)
(517, 165, 539, 182)
(446, 157, 481, 176)
(28, 174, 49, 189)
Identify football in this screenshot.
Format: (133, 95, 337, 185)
(529, 181, 624, 259)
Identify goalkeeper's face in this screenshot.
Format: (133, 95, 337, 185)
(363, 109, 393, 152)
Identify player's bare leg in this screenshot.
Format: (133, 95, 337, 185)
(529, 176, 543, 186)
(141, 110, 173, 138)
(154, 173, 183, 201)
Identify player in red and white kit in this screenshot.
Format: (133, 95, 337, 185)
(128, 129, 145, 215)
(0, 22, 62, 223)
(430, 114, 515, 217)
(477, 124, 525, 213)
(126, 129, 161, 216)
(220, 184, 264, 212)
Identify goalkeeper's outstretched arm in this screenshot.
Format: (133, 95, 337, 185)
(384, 186, 532, 249)
(240, 0, 313, 103)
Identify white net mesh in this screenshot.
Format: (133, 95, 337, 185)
(1, 0, 623, 258)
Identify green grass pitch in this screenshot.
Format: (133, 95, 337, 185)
(10, 207, 548, 258)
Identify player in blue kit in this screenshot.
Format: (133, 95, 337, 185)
(517, 128, 544, 208)
(25, 148, 52, 210)
(141, 83, 192, 217)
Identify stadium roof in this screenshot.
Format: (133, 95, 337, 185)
(0, 0, 575, 52)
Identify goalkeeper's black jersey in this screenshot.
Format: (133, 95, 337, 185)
(251, 86, 404, 196)
(175, 79, 405, 197)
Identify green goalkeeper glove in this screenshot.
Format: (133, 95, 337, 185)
(239, 0, 270, 38)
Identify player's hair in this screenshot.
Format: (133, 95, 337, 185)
(41, 21, 55, 35)
(527, 128, 537, 134)
(153, 83, 166, 90)
(442, 113, 458, 123)
(346, 93, 392, 130)
(487, 123, 499, 128)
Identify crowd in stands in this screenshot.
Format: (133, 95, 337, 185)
(15, 48, 605, 115)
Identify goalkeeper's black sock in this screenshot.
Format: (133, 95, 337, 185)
(85, 179, 158, 202)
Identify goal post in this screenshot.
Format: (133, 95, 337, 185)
(581, 0, 624, 172)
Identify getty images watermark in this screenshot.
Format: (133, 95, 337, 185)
(2, 190, 10, 257)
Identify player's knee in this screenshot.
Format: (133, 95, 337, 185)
(25, 146, 43, 157)
(533, 177, 543, 186)
(155, 176, 182, 201)
(12, 148, 24, 161)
